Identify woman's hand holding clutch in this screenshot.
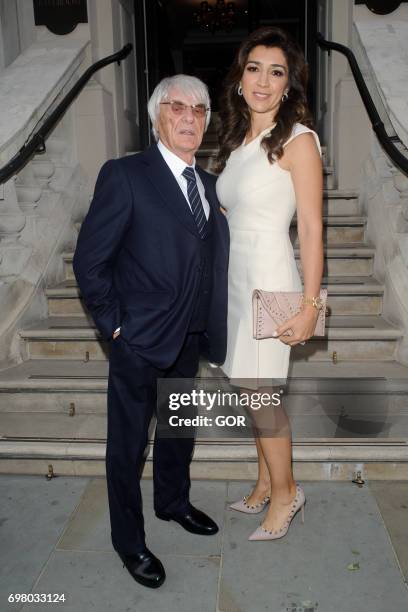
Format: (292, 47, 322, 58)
(273, 304, 320, 346)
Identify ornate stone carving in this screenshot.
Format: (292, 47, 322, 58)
(30, 159, 55, 189)
(0, 179, 31, 280)
(15, 165, 42, 214)
(393, 172, 408, 226)
(0, 180, 26, 245)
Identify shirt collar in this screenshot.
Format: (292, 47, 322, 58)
(157, 140, 196, 177)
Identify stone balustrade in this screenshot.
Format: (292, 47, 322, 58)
(0, 36, 92, 366)
(359, 139, 408, 364)
(353, 14, 408, 365)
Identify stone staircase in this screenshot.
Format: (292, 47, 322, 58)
(1, 138, 408, 479)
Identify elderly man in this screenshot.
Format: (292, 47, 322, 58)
(73, 75, 229, 588)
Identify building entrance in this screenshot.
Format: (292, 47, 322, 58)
(135, 0, 328, 147)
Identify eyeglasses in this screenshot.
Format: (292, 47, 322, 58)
(160, 100, 209, 118)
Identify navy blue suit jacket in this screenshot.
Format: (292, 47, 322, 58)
(73, 144, 229, 369)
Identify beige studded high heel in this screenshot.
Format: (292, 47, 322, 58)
(229, 494, 270, 514)
(248, 484, 305, 540)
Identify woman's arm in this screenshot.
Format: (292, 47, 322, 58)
(275, 133, 324, 345)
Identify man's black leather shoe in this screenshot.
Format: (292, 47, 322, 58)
(156, 504, 219, 535)
(118, 549, 165, 588)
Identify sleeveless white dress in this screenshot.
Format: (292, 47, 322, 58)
(216, 122, 322, 383)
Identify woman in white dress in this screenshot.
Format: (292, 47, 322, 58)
(215, 27, 324, 540)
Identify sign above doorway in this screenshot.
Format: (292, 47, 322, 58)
(33, 0, 88, 35)
(355, 0, 402, 15)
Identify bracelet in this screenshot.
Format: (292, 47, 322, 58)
(301, 294, 323, 310)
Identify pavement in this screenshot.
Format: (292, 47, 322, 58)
(1, 475, 408, 612)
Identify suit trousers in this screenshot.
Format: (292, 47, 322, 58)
(106, 331, 200, 554)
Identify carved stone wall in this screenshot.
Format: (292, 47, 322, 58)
(0, 37, 93, 367)
(0, 123, 91, 368)
(361, 137, 408, 363)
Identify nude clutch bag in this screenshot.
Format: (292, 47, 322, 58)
(252, 289, 328, 340)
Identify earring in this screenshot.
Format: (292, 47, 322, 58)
(237, 84, 243, 96)
(282, 91, 289, 102)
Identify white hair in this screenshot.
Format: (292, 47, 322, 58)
(147, 74, 211, 140)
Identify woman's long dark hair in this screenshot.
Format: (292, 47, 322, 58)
(214, 27, 314, 173)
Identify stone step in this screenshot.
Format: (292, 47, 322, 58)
(321, 191, 360, 216)
(1, 356, 407, 479)
(291, 215, 366, 245)
(1, 360, 407, 442)
(2, 393, 407, 440)
(322, 276, 383, 315)
(323, 166, 337, 189)
(62, 242, 374, 282)
(46, 276, 384, 318)
(2, 357, 407, 389)
(310, 243, 374, 277)
(2, 357, 408, 394)
(1, 358, 408, 477)
(2, 438, 408, 478)
(19, 315, 402, 361)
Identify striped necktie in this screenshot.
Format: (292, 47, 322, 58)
(181, 166, 208, 239)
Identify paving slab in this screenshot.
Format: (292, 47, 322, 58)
(2, 476, 408, 612)
(20, 550, 219, 612)
(58, 477, 226, 556)
(56, 478, 110, 552)
(0, 475, 89, 612)
(220, 481, 408, 612)
(369, 481, 408, 583)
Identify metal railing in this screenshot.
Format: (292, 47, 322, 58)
(317, 32, 408, 175)
(0, 43, 133, 185)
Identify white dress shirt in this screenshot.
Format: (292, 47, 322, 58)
(157, 140, 210, 220)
